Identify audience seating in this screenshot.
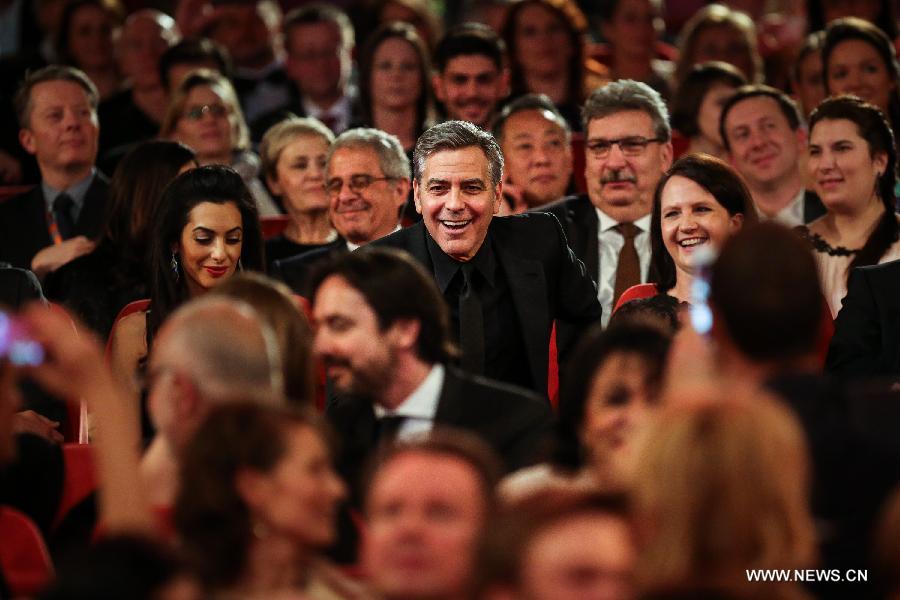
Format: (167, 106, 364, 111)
(260, 215, 290, 240)
(0, 506, 54, 596)
(0, 185, 33, 204)
(570, 133, 586, 194)
(53, 444, 97, 531)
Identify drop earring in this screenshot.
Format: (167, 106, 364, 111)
(170, 252, 180, 281)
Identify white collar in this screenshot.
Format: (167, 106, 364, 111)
(595, 208, 652, 233)
(374, 364, 444, 420)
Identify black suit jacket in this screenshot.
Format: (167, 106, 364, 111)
(826, 260, 900, 379)
(371, 213, 602, 396)
(327, 366, 551, 502)
(270, 239, 349, 297)
(0, 174, 109, 270)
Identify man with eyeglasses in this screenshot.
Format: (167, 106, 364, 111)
(272, 127, 409, 295)
(545, 79, 673, 325)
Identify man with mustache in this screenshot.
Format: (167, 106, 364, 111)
(545, 80, 672, 325)
(0, 66, 108, 279)
(432, 23, 509, 130)
(272, 127, 408, 295)
(720, 85, 824, 226)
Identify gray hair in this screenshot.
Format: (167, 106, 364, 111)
(413, 120, 504, 186)
(14, 65, 99, 128)
(259, 116, 335, 180)
(327, 127, 410, 180)
(493, 93, 571, 143)
(582, 79, 671, 141)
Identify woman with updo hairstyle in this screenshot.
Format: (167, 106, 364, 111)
(799, 95, 900, 317)
(822, 17, 900, 153)
(502, 0, 592, 131)
(108, 165, 264, 401)
(674, 3, 764, 86)
(45, 140, 196, 338)
(633, 394, 817, 599)
(174, 402, 354, 598)
(357, 22, 435, 153)
(671, 62, 746, 158)
(259, 117, 338, 267)
(160, 69, 280, 216)
(55, 0, 123, 100)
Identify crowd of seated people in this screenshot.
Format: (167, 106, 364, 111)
(3, 0, 900, 598)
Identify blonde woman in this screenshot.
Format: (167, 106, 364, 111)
(160, 69, 280, 216)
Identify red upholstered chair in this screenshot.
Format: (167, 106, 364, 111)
(0, 506, 54, 596)
(570, 133, 586, 194)
(260, 215, 290, 240)
(0, 185, 33, 204)
(613, 283, 659, 313)
(53, 444, 97, 530)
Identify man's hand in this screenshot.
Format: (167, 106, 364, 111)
(30, 236, 96, 278)
(12, 410, 63, 443)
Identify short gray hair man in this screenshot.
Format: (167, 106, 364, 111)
(413, 120, 504, 186)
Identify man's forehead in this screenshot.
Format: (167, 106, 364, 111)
(587, 110, 655, 137)
(289, 21, 341, 46)
(727, 96, 788, 125)
(443, 54, 500, 77)
(329, 147, 382, 173)
(32, 82, 89, 105)
(423, 147, 491, 177)
(506, 111, 567, 138)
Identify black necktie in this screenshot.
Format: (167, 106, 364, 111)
(458, 263, 485, 375)
(375, 415, 406, 446)
(53, 193, 75, 240)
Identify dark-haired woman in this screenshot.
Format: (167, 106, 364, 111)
(799, 95, 900, 317)
(616, 153, 756, 311)
(108, 165, 264, 402)
(56, 0, 123, 100)
(671, 61, 746, 158)
(175, 402, 362, 598)
(45, 140, 196, 338)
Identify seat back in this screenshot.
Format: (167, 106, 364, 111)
(0, 505, 54, 597)
(53, 444, 97, 530)
(260, 215, 290, 240)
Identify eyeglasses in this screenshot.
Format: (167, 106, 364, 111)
(586, 136, 664, 158)
(183, 103, 229, 121)
(325, 174, 395, 196)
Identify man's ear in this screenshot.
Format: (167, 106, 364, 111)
(394, 177, 410, 209)
(18, 128, 35, 156)
(498, 68, 511, 97)
(660, 140, 673, 171)
(413, 179, 423, 214)
(493, 181, 503, 215)
(386, 318, 421, 352)
(795, 127, 808, 148)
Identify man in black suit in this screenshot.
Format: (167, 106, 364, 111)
(543, 80, 672, 326)
(373, 120, 601, 397)
(719, 85, 825, 226)
(310, 247, 550, 498)
(272, 127, 409, 295)
(826, 259, 900, 380)
(0, 66, 108, 278)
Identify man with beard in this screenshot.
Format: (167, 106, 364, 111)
(432, 23, 509, 130)
(309, 247, 549, 503)
(545, 79, 673, 325)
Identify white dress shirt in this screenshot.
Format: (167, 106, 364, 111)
(373, 364, 445, 439)
(303, 94, 352, 134)
(595, 209, 653, 326)
(762, 188, 806, 228)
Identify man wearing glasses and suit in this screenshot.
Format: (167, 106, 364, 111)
(544, 80, 673, 325)
(272, 127, 408, 295)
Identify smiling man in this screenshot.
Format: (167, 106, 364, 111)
(272, 127, 408, 295)
(0, 66, 108, 279)
(373, 120, 601, 397)
(720, 85, 825, 226)
(545, 79, 672, 325)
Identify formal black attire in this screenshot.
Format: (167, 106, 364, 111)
(248, 83, 363, 142)
(0, 173, 109, 270)
(270, 238, 348, 297)
(801, 189, 827, 224)
(826, 259, 900, 379)
(96, 88, 159, 174)
(264, 235, 342, 273)
(371, 213, 602, 397)
(327, 365, 551, 504)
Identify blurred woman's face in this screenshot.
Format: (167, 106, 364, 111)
(795, 49, 826, 116)
(660, 175, 743, 276)
(808, 117, 887, 213)
(371, 37, 422, 111)
(244, 425, 346, 546)
(514, 3, 574, 78)
(691, 24, 755, 81)
(269, 134, 330, 215)
(826, 39, 893, 113)
(173, 86, 236, 163)
(697, 82, 738, 146)
(176, 200, 243, 297)
(68, 4, 115, 70)
(603, 0, 661, 60)
(581, 352, 658, 488)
